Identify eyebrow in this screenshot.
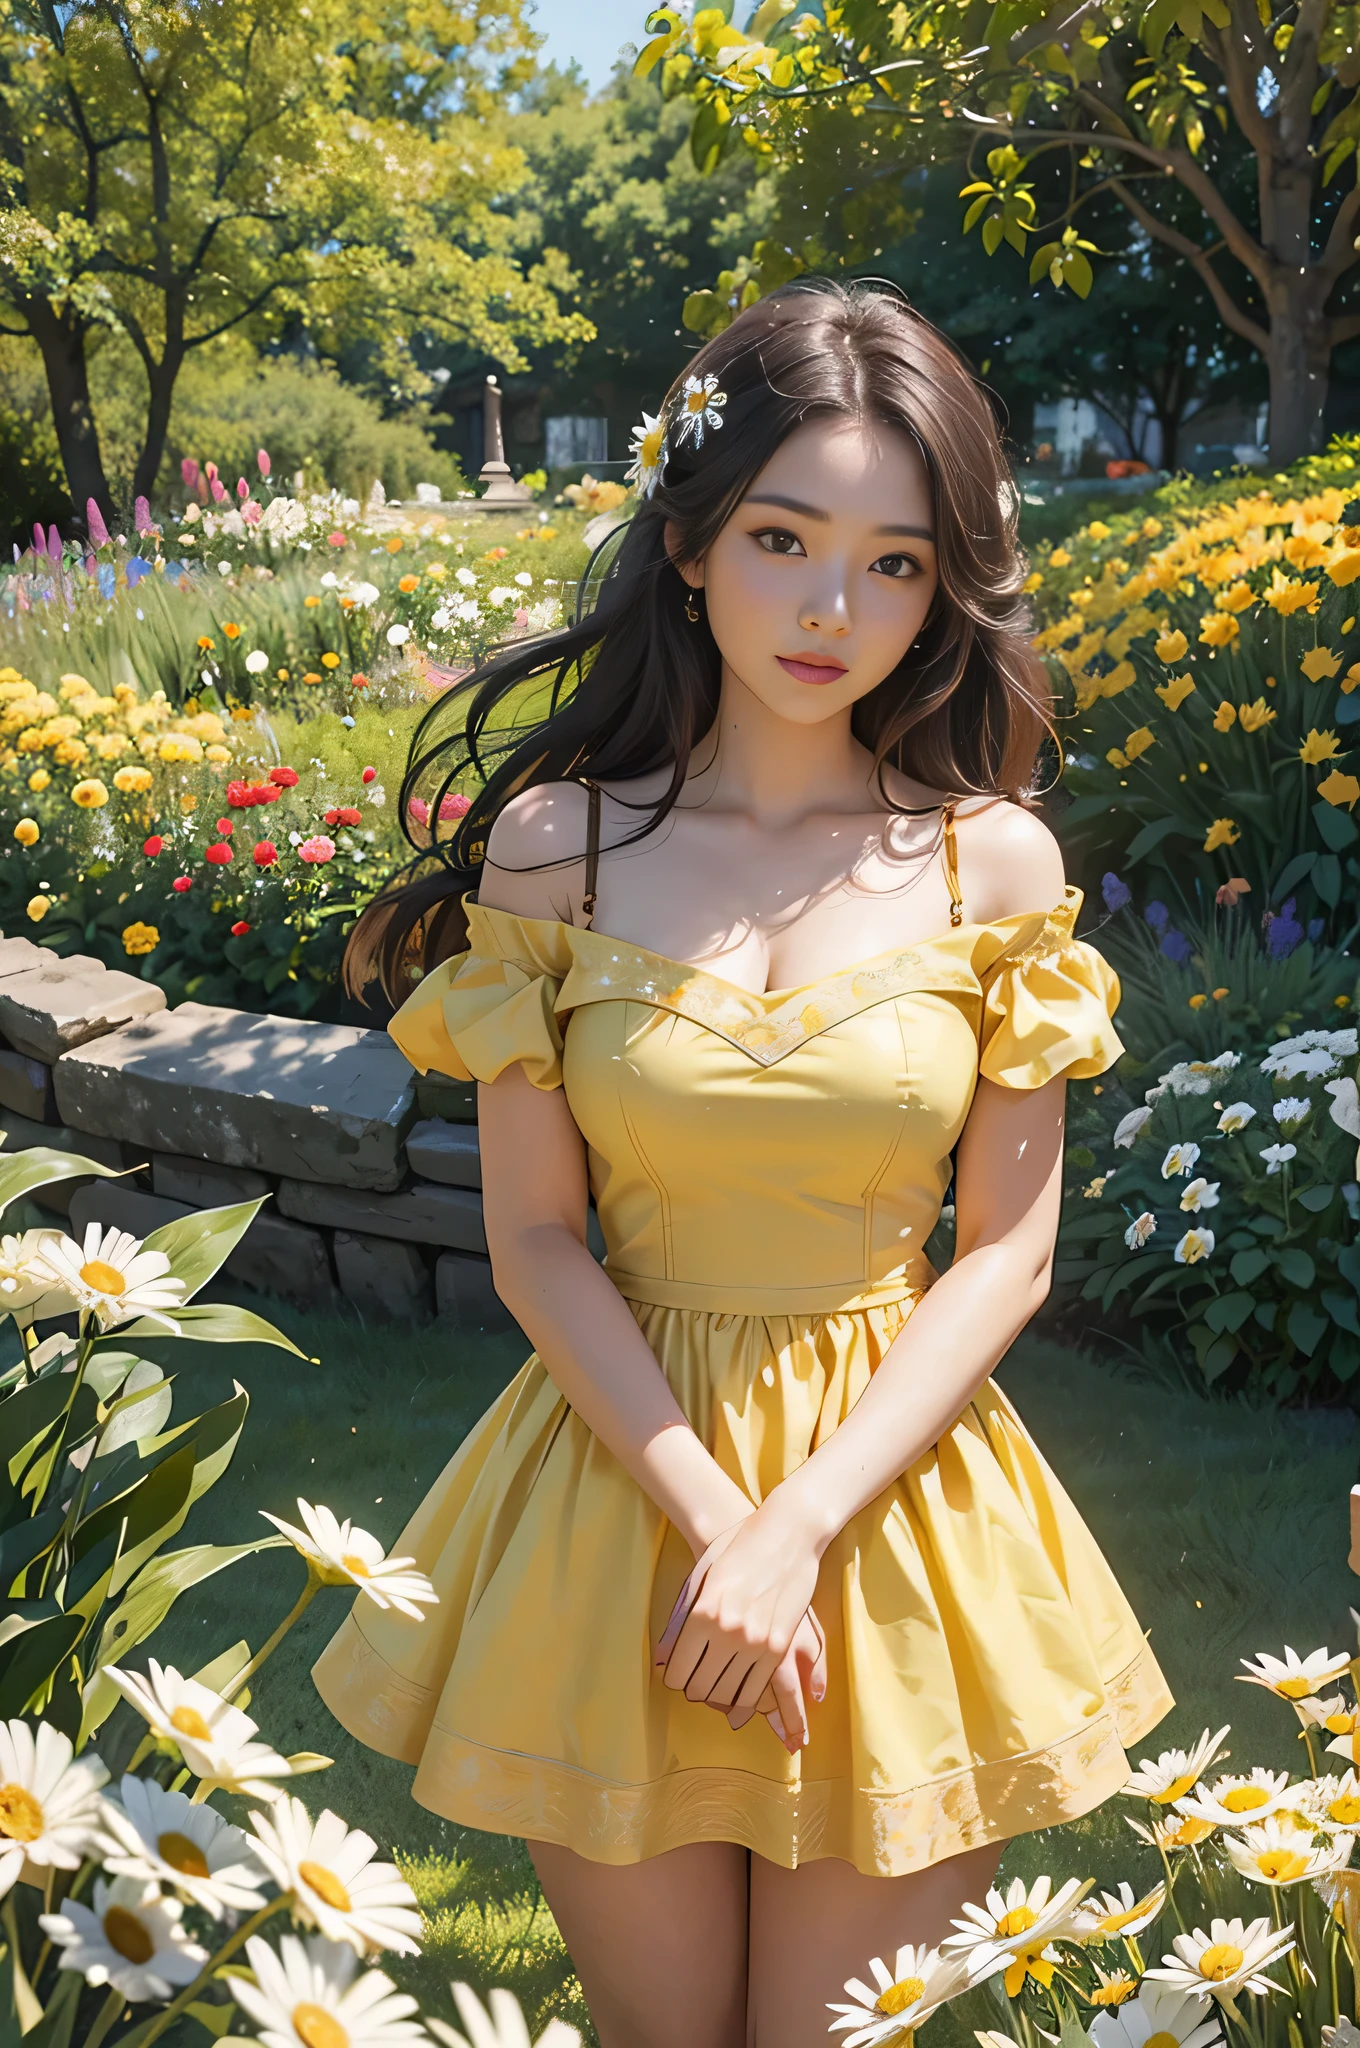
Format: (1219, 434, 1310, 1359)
(744, 493, 935, 541)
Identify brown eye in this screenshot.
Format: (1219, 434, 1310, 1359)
(754, 528, 805, 557)
(873, 553, 919, 580)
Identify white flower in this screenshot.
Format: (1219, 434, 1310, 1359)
(1077, 1881, 1167, 1941)
(386, 624, 410, 646)
(97, 1773, 268, 1918)
(456, 600, 481, 623)
(514, 571, 532, 587)
(1127, 1812, 1218, 1852)
(1297, 1694, 1358, 1735)
(1123, 1726, 1230, 1804)
(1174, 1769, 1296, 1826)
(245, 649, 270, 673)
(32, 1222, 185, 1333)
(1223, 1814, 1353, 1886)
(430, 1982, 582, 2047)
(945, 1874, 1092, 1993)
(40, 1875, 209, 2002)
(105, 1661, 298, 1799)
(1273, 1096, 1312, 1128)
(1263, 1047, 1339, 1081)
(430, 608, 452, 631)
(260, 1500, 438, 1620)
(0, 1720, 108, 1900)
(672, 373, 728, 449)
(248, 1796, 422, 1956)
(1286, 1771, 1360, 1829)
(1174, 1227, 1215, 1265)
(1262, 1032, 1353, 1072)
(321, 571, 339, 587)
(488, 585, 513, 605)
(1125, 1212, 1157, 1249)
(1239, 1645, 1352, 1700)
(1155, 1064, 1215, 1099)
(231, 1931, 427, 2047)
(1089, 1981, 1222, 2048)
(626, 409, 666, 497)
(0, 1228, 72, 1313)
(1259, 1143, 1296, 1173)
(1179, 1178, 1219, 1212)
(455, 566, 476, 586)
(827, 1943, 971, 2045)
(1113, 1107, 1154, 1148)
(1327, 1076, 1360, 1138)
(351, 580, 382, 606)
(1217, 1102, 1256, 1133)
(1161, 1142, 1200, 1178)
(1146, 1915, 1295, 2002)
(1329, 1028, 1360, 1055)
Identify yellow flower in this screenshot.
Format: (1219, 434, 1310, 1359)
(304, 594, 321, 609)
(51, 738, 89, 767)
(1155, 630, 1189, 662)
(70, 777, 109, 808)
(1189, 993, 1208, 1009)
(321, 652, 341, 669)
(13, 817, 39, 846)
(302, 671, 322, 686)
(27, 768, 50, 791)
(1141, 517, 1163, 538)
(113, 682, 139, 706)
(1213, 701, 1238, 731)
(1239, 698, 1276, 731)
(1263, 570, 1320, 616)
(1124, 726, 1156, 761)
(1328, 546, 1360, 587)
(1300, 729, 1342, 765)
(121, 921, 159, 957)
(1215, 581, 1255, 613)
(1106, 747, 1129, 769)
(205, 744, 231, 765)
(1284, 533, 1329, 570)
(1087, 521, 1111, 540)
(27, 895, 51, 922)
(1318, 770, 1360, 809)
(113, 765, 154, 794)
(1204, 818, 1240, 852)
(1199, 612, 1240, 647)
(1049, 548, 1071, 567)
(425, 561, 447, 580)
(58, 672, 94, 700)
(1301, 646, 1341, 681)
(1155, 674, 1196, 712)
(275, 669, 290, 682)
(1022, 571, 1043, 593)
(180, 792, 198, 813)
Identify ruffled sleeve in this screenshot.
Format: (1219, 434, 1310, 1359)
(387, 900, 574, 1090)
(978, 891, 1123, 1089)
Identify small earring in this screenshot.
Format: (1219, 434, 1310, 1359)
(684, 592, 700, 623)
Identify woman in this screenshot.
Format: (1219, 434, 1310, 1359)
(315, 281, 1172, 2048)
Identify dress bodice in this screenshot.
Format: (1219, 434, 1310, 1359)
(389, 891, 1122, 1315)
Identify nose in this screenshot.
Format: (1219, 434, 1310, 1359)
(797, 573, 852, 637)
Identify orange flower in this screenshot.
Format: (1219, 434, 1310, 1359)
(197, 635, 215, 651)
(304, 594, 321, 609)
(386, 535, 404, 554)
(398, 574, 419, 593)
(1318, 769, 1360, 809)
(222, 621, 241, 639)
(302, 671, 322, 685)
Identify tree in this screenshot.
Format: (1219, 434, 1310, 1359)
(0, 0, 591, 524)
(638, 0, 1360, 463)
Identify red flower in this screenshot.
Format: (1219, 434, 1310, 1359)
(328, 531, 347, 549)
(226, 780, 253, 807)
(172, 875, 192, 893)
(337, 807, 362, 827)
(257, 783, 282, 804)
(215, 817, 233, 836)
(351, 672, 370, 690)
(269, 766, 299, 788)
(324, 807, 341, 826)
(205, 842, 232, 865)
(253, 840, 278, 866)
(361, 766, 376, 784)
(143, 834, 165, 857)
(230, 920, 251, 937)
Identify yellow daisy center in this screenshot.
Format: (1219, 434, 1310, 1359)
(1198, 1942, 1244, 1980)
(1326, 1715, 1355, 1734)
(1274, 1677, 1313, 1699)
(300, 1860, 352, 1912)
(641, 429, 664, 467)
(1091, 1977, 1138, 2006)
(292, 2005, 348, 2048)
(340, 1553, 370, 1579)
(876, 1977, 926, 2016)
(995, 1906, 1038, 1939)
(158, 1830, 210, 1878)
(0, 1783, 44, 1843)
(1222, 1786, 1270, 1812)
(1170, 1817, 1215, 1846)
(686, 390, 706, 413)
(1331, 1796, 1360, 1824)
(1154, 1772, 1197, 1804)
(1146, 2032, 1181, 2048)
(1255, 1849, 1309, 1881)
(80, 1258, 126, 1295)
(169, 1705, 213, 1744)
(103, 1906, 155, 1965)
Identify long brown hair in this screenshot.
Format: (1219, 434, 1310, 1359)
(346, 278, 1052, 1007)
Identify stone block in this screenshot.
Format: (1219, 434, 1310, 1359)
(333, 1230, 434, 1324)
(405, 1119, 480, 1189)
(0, 956, 166, 1063)
(1, 1110, 130, 1172)
(0, 936, 51, 980)
(414, 1075, 477, 1122)
(435, 1249, 516, 1332)
(55, 1003, 416, 1191)
(276, 1176, 485, 1252)
(70, 1182, 193, 1243)
(0, 1043, 55, 1123)
(152, 1153, 274, 1207)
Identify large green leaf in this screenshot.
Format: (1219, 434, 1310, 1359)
(141, 1198, 266, 1303)
(0, 1610, 84, 1716)
(0, 1146, 122, 1220)
(4, 1372, 74, 1492)
(117, 1300, 309, 1357)
(95, 1364, 174, 1458)
(0, 1503, 63, 1598)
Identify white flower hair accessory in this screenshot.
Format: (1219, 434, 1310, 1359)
(673, 372, 728, 450)
(626, 410, 666, 497)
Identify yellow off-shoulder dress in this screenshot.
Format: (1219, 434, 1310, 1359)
(312, 885, 1172, 1877)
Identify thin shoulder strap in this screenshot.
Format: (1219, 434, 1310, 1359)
(581, 779, 601, 930)
(941, 804, 963, 927)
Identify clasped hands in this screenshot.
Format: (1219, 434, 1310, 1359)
(654, 1499, 827, 1755)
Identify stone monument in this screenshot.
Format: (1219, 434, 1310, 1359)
(476, 375, 533, 506)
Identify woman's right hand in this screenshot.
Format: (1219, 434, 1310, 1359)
(726, 1607, 826, 1747)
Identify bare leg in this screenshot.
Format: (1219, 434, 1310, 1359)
(529, 1838, 749, 2048)
(747, 1839, 1006, 2048)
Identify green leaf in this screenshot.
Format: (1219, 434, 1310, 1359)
(1028, 237, 1059, 281)
(1288, 1300, 1329, 1356)
(1204, 1290, 1256, 1334)
(116, 1301, 308, 1356)
(1063, 247, 1094, 297)
(1273, 1246, 1316, 1288)
(1315, 797, 1360, 852)
(192, 1638, 252, 1694)
(75, 1441, 197, 1597)
(0, 1610, 84, 1716)
(17, 1966, 81, 2048)
(1296, 1183, 1336, 1213)
(142, 1199, 266, 1305)
(1315, 852, 1343, 906)
(1202, 1333, 1238, 1383)
(1274, 850, 1319, 898)
(982, 212, 1005, 256)
(1324, 1288, 1360, 1336)
(95, 1364, 173, 1457)
(1, 1504, 64, 1597)
(1124, 815, 1185, 862)
(1230, 1246, 1270, 1285)
(0, 1146, 122, 1220)
(5, 1372, 75, 1492)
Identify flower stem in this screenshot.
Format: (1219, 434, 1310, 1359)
(231, 1563, 323, 1693)
(129, 1892, 292, 2047)
(84, 1986, 126, 2048)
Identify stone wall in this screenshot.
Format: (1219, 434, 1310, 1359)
(0, 933, 510, 1330)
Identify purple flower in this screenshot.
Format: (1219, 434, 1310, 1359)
(1265, 896, 1304, 960)
(86, 498, 110, 548)
(126, 556, 152, 588)
(134, 495, 154, 535)
(1160, 928, 1194, 965)
(46, 524, 62, 561)
(1144, 900, 1170, 934)
(1101, 873, 1132, 913)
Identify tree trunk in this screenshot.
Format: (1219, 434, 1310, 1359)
(25, 296, 114, 533)
(133, 349, 183, 505)
(1265, 279, 1330, 465)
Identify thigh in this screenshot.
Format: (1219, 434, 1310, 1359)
(529, 1838, 749, 2048)
(747, 1840, 1006, 2048)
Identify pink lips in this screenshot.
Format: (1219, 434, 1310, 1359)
(777, 655, 848, 685)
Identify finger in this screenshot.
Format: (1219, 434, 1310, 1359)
(729, 1647, 783, 1718)
(768, 1652, 808, 1752)
(726, 1703, 756, 1730)
(800, 1610, 827, 1706)
(654, 1561, 709, 1667)
(683, 1644, 751, 1706)
(765, 1706, 788, 1746)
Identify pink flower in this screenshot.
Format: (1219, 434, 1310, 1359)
(299, 834, 336, 864)
(513, 606, 530, 630)
(361, 766, 376, 784)
(134, 495, 153, 535)
(257, 448, 271, 479)
(328, 531, 347, 549)
(407, 796, 429, 826)
(205, 461, 218, 482)
(181, 458, 200, 488)
(242, 500, 261, 527)
(86, 499, 110, 548)
(237, 477, 249, 501)
(211, 478, 227, 503)
(440, 792, 471, 821)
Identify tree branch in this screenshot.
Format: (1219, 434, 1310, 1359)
(1320, 180, 1360, 286)
(1108, 174, 1271, 353)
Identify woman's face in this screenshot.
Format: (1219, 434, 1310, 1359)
(679, 414, 939, 728)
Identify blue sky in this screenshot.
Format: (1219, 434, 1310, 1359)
(525, 0, 645, 88)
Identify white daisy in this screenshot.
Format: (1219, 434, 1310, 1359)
(671, 373, 727, 450)
(1296, 1693, 1357, 1735)
(97, 1773, 268, 1918)
(1123, 1726, 1230, 1804)
(1124, 1213, 1157, 1250)
(1273, 1096, 1312, 1130)
(33, 1223, 185, 1334)
(260, 1501, 438, 1621)
(1301, 1771, 1360, 1829)
(249, 1796, 422, 1956)
(39, 1875, 209, 2002)
(1160, 1143, 1200, 1178)
(1174, 1227, 1215, 1265)
(625, 411, 666, 497)
(0, 1718, 108, 1900)
(1089, 1966, 1140, 2007)
(1217, 1102, 1256, 1133)
(1077, 1881, 1167, 1941)
(0, 1228, 73, 1314)
(827, 1944, 971, 2045)
(1223, 1814, 1353, 1886)
(231, 1931, 427, 2047)
(1126, 1813, 1217, 1852)
(1264, 1047, 1339, 1082)
(105, 1661, 297, 1799)
(1259, 1142, 1296, 1174)
(429, 1982, 582, 2047)
(945, 1874, 1091, 1994)
(1113, 1107, 1153, 1148)
(1238, 1645, 1352, 1700)
(1089, 1980, 1222, 2048)
(1179, 1178, 1219, 1212)
(1146, 1916, 1295, 2002)
(1174, 1768, 1295, 1826)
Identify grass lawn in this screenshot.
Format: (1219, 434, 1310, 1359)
(138, 1298, 1360, 2043)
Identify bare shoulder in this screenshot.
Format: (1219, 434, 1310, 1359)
(478, 783, 593, 922)
(954, 799, 1067, 924)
